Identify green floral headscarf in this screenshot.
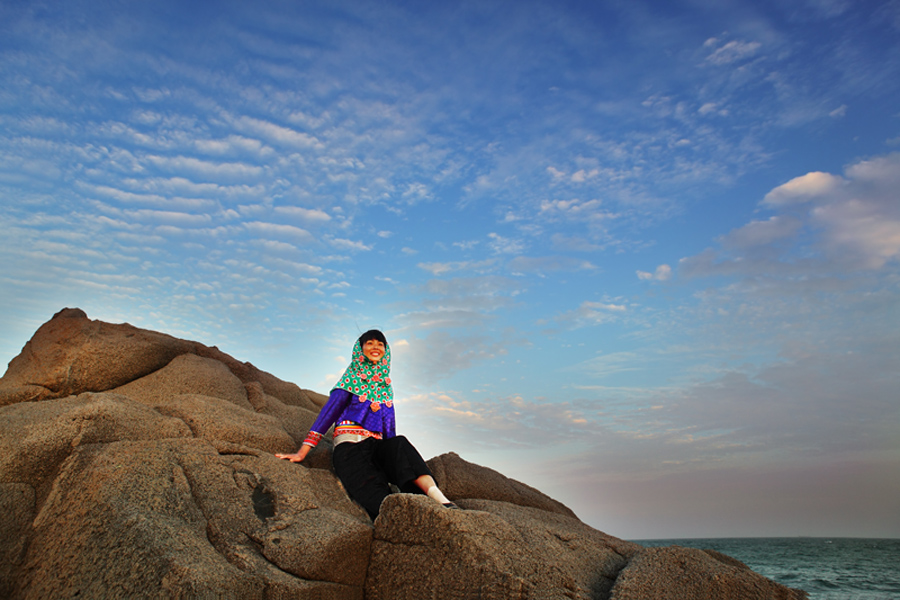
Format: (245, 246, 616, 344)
(333, 337, 393, 409)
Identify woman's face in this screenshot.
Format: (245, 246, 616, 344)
(362, 339, 386, 363)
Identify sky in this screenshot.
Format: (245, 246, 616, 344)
(1, 0, 898, 540)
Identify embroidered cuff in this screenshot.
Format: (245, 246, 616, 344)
(302, 431, 323, 448)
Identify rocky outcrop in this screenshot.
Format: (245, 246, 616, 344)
(367, 495, 637, 599)
(0, 307, 323, 413)
(0, 309, 809, 599)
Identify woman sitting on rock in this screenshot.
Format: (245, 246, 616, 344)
(276, 329, 457, 519)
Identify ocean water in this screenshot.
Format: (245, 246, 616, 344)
(635, 538, 900, 600)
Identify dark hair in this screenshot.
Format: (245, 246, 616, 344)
(358, 329, 387, 346)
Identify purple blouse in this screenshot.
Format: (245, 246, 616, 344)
(303, 388, 397, 447)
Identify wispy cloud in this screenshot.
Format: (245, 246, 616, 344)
(703, 38, 762, 65)
(417, 260, 497, 276)
(244, 222, 314, 244)
(228, 115, 323, 150)
(552, 300, 629, 330)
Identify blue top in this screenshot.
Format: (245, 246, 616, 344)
(306, 387, 397, 445)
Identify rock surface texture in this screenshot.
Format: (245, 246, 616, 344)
(0, 309, 809, 599)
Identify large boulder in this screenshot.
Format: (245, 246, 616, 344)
(609, 545, 807, 600)
(0, 309, 809, 599)
(112, 353, 254, 411)
(0, 308, 192, 405)
(367, 494, 640, 599)
(14, 438, 371, 599)
(427, 451, 577, 518)
(0, 307, 324, 411)
(0, 393, 192, 497)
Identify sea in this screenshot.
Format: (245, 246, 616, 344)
(634, 538, 900, 600)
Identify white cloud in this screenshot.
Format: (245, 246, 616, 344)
(770, 154, 900, 268)
(538, 199, 618, 235)
(571, 168, 599, 183)
(418, 276, 521, 314)
(452, 240, 479, 250)
(418, 260, 496, 276)
(762, 171, 844, 205)
(488, 233, 525, 255)
(508, 255, 596, 274)
(554, 300, 628, 328)
(394, 308, 491, 333)
(550, 234, 604, 252)
(719, 216, 802, 250)
(125, 177, 265, 200)
(540, 198, 603, 218)
(546, 166, 566, 179)
(262, 256, 326, 278)
(254, 239, 298, 253)
(402, 182, 432, 202)
(844, 153, 900, 188)
(567, 351, 639, 380)
(637, 264, 672, 281)
(704, 39, 762, 65)
(231, 115, 322, 150)
(144, 155, 264, 181)
(273, 206, 332, 222)
(403, 390, 592, 445)
(328, 237, 371, 251)
(683, 154, 900, 275)
(194, 135, 271, 157)
(85, 185, 169, 206)
(124, 209, 213, 227)
(244, 221, 314, 243)
(812, 199, 900, 268)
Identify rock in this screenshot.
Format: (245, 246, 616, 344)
(16, 438, 369, 599)
(0, 393, 192, 498)
(245, 381, 335, 472)
(0, 483, 34, 599)
(0, 307, 323, 410)
(257, 506, 373, 587)
(0, 308, 191, 404)
(609, 545, 809, 599)
(112, 353, 254, 411)
(427, 451, 578, 518)
(0, 309, 810, 599)
(150, 393, 296, 455)
(367, 494, 640, 599)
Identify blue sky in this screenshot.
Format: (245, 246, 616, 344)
(2, 0, 898, 539)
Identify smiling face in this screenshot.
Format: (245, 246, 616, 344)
(362, 338, 386, 363)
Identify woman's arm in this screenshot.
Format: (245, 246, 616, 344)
(275, 388, 353, 462)
(306, 388, 353, 440)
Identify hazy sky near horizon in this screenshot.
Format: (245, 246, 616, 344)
(2, 0, 898, 539)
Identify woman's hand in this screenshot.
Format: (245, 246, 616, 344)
(275, 445, 311, 463)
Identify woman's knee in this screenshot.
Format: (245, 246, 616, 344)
(392, 435, 420, 451)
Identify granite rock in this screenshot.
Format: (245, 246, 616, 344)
(367, 494, 640, 599)
(427, 451, 577, 518)
(609, 545, 807, 600)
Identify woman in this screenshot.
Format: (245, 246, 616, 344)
(276, 329, 456, 519)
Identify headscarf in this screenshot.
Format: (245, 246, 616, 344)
(333, 335, 393, 409)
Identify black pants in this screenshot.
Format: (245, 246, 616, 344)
(332, 435, 434, 519)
